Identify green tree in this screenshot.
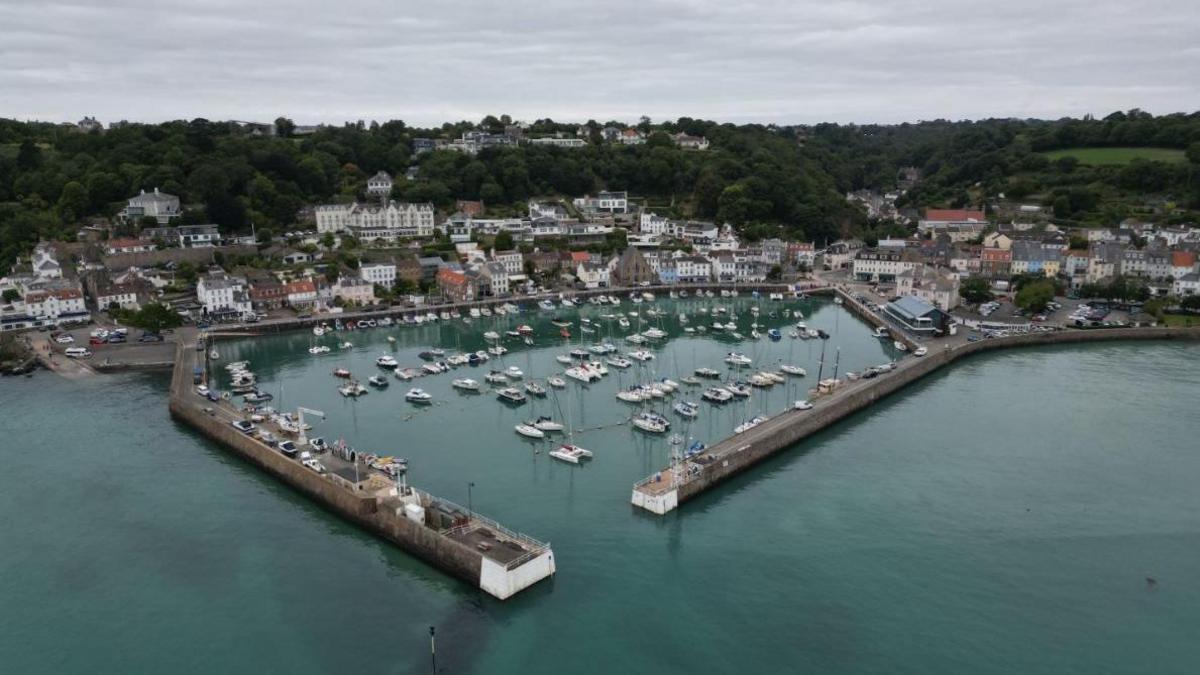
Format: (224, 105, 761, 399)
(56, 181, 90, 222)
(494, 230, 514, 250)
(2, 288, 19, 303)
(1015, 280, 1055, 312)
(961, 276, 993, 304)
(274, 117, 296, 138)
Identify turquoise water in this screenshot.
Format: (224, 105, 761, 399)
(2, 298, 1199, 674)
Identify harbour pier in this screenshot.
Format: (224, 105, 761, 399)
(168, 336, 555, 600)
(633, 306, 1200, 515)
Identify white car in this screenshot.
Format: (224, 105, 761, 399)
(793, 400, 814, 411)
(54, 334, 74, 344)
(196, 384, 210, 397)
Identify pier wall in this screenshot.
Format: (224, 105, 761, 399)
(665, 325, 1200, 510)
(167, 343, 489, 590)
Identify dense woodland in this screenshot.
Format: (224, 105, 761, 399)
(2, 110, 1199, 269)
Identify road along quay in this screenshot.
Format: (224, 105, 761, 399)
(632, 319, 1200, 515)
(168, 337, 555, 600)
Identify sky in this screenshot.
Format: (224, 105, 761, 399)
(1, 0, 1198, 128)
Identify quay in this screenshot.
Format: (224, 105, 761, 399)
(167, 334, 556, 600)
(632, 289, 1200, 515)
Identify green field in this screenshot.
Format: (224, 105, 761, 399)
(1162, 314, 1200, 327)
(1042, 146, 1187, 165)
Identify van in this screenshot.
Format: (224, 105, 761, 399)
(64, 347, 91, 358)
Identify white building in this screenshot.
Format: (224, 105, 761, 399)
(675, 255, 712, 283)
(359, 262, 397, 288)
(639, 212, 670, 236)
(196, 273, 251, 318)
(576, 262, 610, 288)
(31, 244, 63, 279)
(852, 249, 920, 282)
(480, 262, 510, 296)
(314, 201, 436, 240)
(491, 249, 524, 276)
(366, 171, 394, 198)
(528, 137, 586, 148)
(334, 276, 377, 305)
(573, 191, 628, 214)
(121, 188, 181, 224)
(917, 209, 986, 234)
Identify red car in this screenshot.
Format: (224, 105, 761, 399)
(88, 336, 105, 345)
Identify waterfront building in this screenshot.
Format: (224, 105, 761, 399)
(883, 295, 947, 336)
(852, 248, 921, 283)
(196, 272, 251, 319)
(437, 268, 474, 303)
(334, 276, 376, 305)
(359, 262, 397, 288)
(314, 201, 435, 239)
(895, 266, 961, 311)
(575, 262, 610, 288)
(611, 247, 656, 286)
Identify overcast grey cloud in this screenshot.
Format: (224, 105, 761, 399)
(1, 0, 1197, 126)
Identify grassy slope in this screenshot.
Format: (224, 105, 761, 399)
(1041, 146, 1186, 165)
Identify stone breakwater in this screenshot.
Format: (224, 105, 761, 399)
(633, 323, 1200, 515)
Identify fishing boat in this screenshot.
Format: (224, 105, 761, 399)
(734, 415, 770, 434)
(339, 381, 369, 398)
(404, 387, 432, 404)
(549, 444, 594, 464)
(452, 378, 480, 391)
(367, 375, 389, 388)
(632, 411, 670, 434)
(780, 364, 807, 376)
(673, 401, 700, 418)
(525, 381, 547, 397)
(547, 375, 567, 388)
(376, 355, 398, 368)
(496, 387, 527, 404)
(514, 423, 545, 439)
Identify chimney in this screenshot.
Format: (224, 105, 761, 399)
(154, 187, 160, 195)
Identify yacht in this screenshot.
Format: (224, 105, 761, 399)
(376, 355, 398, 368)
(550, 444, 594, 464)
(485, 371, 509, 385)
(404, 388, 432, 404)
(780, 364, 807, 377)
(547, 375, 567, 388)
(702, 387, 733, 403)
(724, 352, 753, 366)
(514, 423, 545, 439)
(616, 387, 645, 403)
(626, 334, 647, 345)
(367, 375, 389, 388)
(452, 378, 480, 391)
(565, 365, 601, 383)
(525, 381, 547, 397)
(734, 415, 770, 434)
(727, 383, 752, 398)
(673, 401, 700, 418)
(748, 373, 774, 388)
(483, 330, 501, 341)
(496, 387, 528, 404)
(606, 356, 632, 369)
(659, 378, 680, 392)
(680, 375, 701, 386)
(628, 349, 655, 362)
(642, 327, 667, 340)
(530, 416, 564, 432)
(632, 411, 670, 434)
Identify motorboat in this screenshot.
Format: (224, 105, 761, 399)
(333, 368, 352, 379)
(913, 346, 928, 357)
(673, 401, 700, 418)
(496, 387, 528, 404)
(695, 367, 720, 379)
(547, 375, 567, 388)
(447, 353, 470, 366)
(367, 375, 389, 388)
(724, 352, 752, 366)
(538, 299, 556, 311)
(485, 371, 509, 385)
(618, 317, 631, 329)
(483, 330, 501, 341)
(680, 376, 701, 386)
(452, 378, 480, 391)
(487, 345, 508, 356)
(422, 362, 448, 375)
(702, 387, 733, 403)
(569, 348, 591, 359)
(339, 381, 369, 398)
(405, 388, 432, 404)
(626, 334, 647, 345)
(642, 327, 667, 340)
(505, 366, 524, 379)
(893, 340, 909, 352)
(556, 354, 574, 365)
(308, 345, 331, 355)
(780, 364, 807, 377)
(632, 411, 670, 434)
(469, 307, 481, 318)
(767, 329, 782, 341)
(606, 356, 632, 369)
(872, 326, 890, 339)
(525, 381, 547, 397)
(472, 350, 490, 363)
(734, 415, 770, 434)
(514, 423, 545, 439)
(517, 324, 534, 335)
(550, 444, 594, 464)
(628, 350, 655, 362)
(313, 326, 326, 337)
(531, 416, 564, 432)
(376, 355, 398, 368)
(341, 341, 354, 349)
(394, 367, 419, 381)
(243, 390, 274, 403)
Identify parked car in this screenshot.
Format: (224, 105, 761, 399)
(231, 420, 255, 433)
(54, 334, 75, 344)
(64, 347, 92, 358)
(138, 332, 164, 342)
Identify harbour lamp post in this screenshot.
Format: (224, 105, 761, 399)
(468, 482, 475, 520)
